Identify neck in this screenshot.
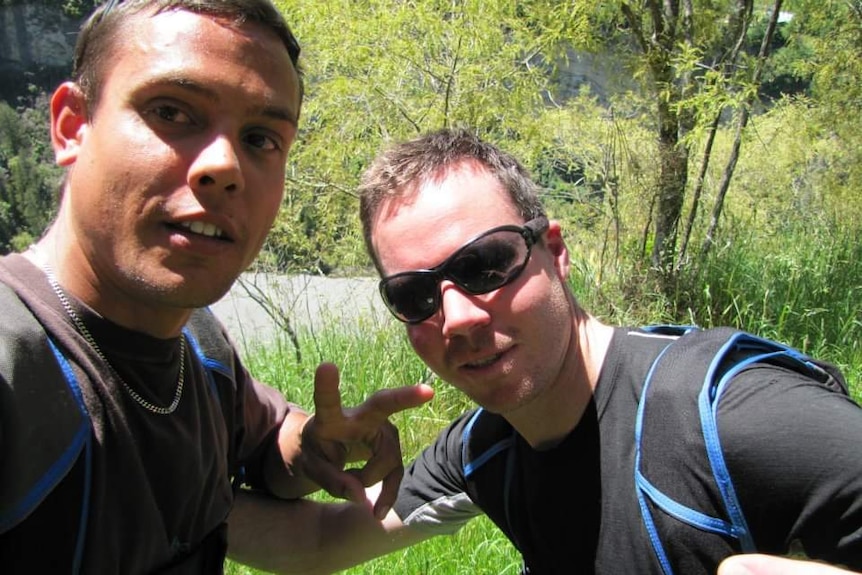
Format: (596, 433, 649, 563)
(26, 228, 191, 339)
(506, 308, 614, 450)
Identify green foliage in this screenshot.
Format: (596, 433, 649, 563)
(0, 93, 61, 254)
(789, 0, 862, 116)
(9, 1, 859, 290)
(60, 0, 100, 17)
(0, 0, 94, 17)
(259, 0, 594, 273)
(782, 0, 862, 221)
(747, 13, 813, 99)
(586, 93, 862, 382)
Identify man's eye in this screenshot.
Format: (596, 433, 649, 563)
(149, 105, 192, 124)
(245, 132, 281, 152)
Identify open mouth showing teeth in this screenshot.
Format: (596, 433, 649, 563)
(465, 353, 502, 369)
(178, 221, 227, 239)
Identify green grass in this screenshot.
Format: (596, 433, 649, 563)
(674, 218, 862, 401)
(336, 516, 521, 575)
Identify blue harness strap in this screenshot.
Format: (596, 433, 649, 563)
(634, 326, 843, 575)
(0, 283, 91, 537)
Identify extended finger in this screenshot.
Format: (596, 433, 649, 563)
(312, 362, 345, 426)
(352, 383, 435, 421)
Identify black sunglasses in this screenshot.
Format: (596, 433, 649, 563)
(379, 216, 550, 324)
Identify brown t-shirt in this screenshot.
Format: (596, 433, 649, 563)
(0, 254, 292, 573)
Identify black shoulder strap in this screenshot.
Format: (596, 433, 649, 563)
(634, 326, 849, 575)
(0, 281, 91, 536)
(185, 308, 236, 373)
(184, 307, 247, 489)
(183, 307, 238, 417)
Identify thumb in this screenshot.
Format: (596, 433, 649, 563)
(718, 555, 856, 575)
(717, 556, 756, 575)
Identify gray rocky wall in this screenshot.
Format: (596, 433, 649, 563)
(0, 3, 82, 103)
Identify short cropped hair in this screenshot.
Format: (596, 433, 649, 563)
(358, 128, 547, 273)
(72, 0, 303, 113)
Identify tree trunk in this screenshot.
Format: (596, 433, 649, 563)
(651, 99, 689, 276)
(702, 0, 783, 258)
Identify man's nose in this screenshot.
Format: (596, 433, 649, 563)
(439, 281, 492, 338)
(189, 135, 244, 193)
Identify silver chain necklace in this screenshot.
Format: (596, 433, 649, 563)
(44, 268, 185, 415)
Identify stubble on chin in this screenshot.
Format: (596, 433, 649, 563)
(122, 264, 235, 310)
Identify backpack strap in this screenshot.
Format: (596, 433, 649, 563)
(461, 409, 515, 478)
(461, 408, 523, 554)
(0, 280, 92, 572)
(185, 307, 249, 490)
(184, 308, 236, 405)
(634, 326, 848, 575)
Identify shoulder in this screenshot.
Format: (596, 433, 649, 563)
(595, 326, 683, 404)
(718, 360, 859, 447)
(0, 259, 50, 342)
(186, 307, 232, 348)
(0, 276, 65, 386)
(0, 271, 89, 534)
(399, 409, 492, 494)
(185, 308, 237, 376)
(394, 408, 486, 533)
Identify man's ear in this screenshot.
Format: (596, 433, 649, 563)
(50, 82, 89, 167)
(544, 220, 571, 279)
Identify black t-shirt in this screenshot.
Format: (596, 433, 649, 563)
(510, 399, 601, 573)
(393, 327, 862, 574)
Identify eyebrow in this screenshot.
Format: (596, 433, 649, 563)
(148, 75, 299, 126)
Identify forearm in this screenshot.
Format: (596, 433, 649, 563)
(227, 490, 426, 575)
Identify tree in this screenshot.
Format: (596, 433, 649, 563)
(261, 0, 855, 299)
(0, 93, 61, 253)
(268, 0, 592, 273)
(607, 0, 794, 283)
(787, 0, 862, 222)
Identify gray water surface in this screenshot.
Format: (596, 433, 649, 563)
(211, 273, 391, 345)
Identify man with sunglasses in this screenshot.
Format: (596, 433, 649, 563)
(326, 128, 861, 574)
(0, 1, 434, 573)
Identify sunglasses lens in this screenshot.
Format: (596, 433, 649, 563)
(448, 231, 528, 294)
(381, 273, 439, 323)
(379, 226, 536, 324)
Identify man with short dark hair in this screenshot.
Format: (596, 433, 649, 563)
(0, 1, 432, 572)
(323, 128, 862, 574)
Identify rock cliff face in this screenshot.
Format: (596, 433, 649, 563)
(0, 3, 82, 103)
